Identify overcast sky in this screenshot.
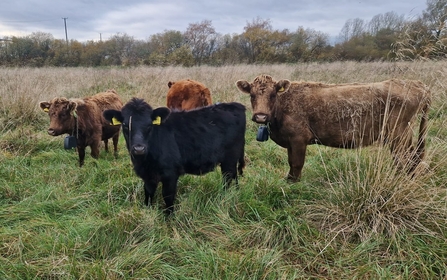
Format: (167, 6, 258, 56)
(1, 0, 427, 42)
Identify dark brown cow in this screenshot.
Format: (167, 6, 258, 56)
(39, 89, 123, 166)
(237, 74, 431, 181)
(166, 79, 212, 110)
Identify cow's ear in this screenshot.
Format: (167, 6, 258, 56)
(67, 101, 78, 117)
(276, 79, 291, 96)
(236, 80, 251, 94)
(151, 107, 171, 125)
(103, 109, 123, 125)
(168, 81, 174, 88)
(39, 101, 51, 113)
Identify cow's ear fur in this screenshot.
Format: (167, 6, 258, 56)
(103, 109, 123, 125)
(152, 107, 171, 124)
(39, 101, 51, 113)
(67, 101, 78, 115)
(236, 80, 251, 94)
(168, 81, 174, 88)
(276, 79, 291, 96)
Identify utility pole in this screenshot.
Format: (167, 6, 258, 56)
(62, 17, 68, 44)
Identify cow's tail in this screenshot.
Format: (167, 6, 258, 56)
(237, 153, 246, 176)
(414, 93, 430, 167)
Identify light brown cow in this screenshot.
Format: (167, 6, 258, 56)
(166, 79, 212, 110)
(236, 74, 431, 181)
(39, 89, 123, 166)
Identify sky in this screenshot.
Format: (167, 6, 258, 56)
(0, 0, 427, 43)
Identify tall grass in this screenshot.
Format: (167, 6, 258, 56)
(1, 61, 447, 279)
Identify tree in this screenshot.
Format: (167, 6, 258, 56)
(8, 36, 34, 66)
(212, 34, 246, 65)
(289, 27, 330, 62)
(423, 0, 447, 39)
(184, 20, 217, 65)
(368, 12, 405, 35)
(241, 17, 274, 63)
(80, 40, 104, 66)
(339, 18, 366, 42)
(104, 33, 139, 66)
(148, 30, 184, 56)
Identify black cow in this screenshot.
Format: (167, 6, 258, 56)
(103, 98, 246, 214)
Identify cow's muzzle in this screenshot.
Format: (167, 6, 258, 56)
(252, 113, 268, 124)
(47, 128, 57, 136)
(131, 145, 146, 155)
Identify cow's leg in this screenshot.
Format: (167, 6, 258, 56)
(112, 133, 119, 158)
(161, 175, 179, 215)
(77, 146, 86, 167)
(388, 123, 414, 172)
(103, 139, 109, 153)
(90, 141, 100, 159)
(286, 143, 307, 182)
(220, 159, 238, 188)
(143, 177, 159, 206)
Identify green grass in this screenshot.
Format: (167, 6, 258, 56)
(1, 62, 447, 279)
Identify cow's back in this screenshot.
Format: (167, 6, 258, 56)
(166, 79, 212, 110)
(275, 79, 429, 148)
(88, 89, 123, 111)
(85, 89, 123, 140)
(153, 102, 245, 174)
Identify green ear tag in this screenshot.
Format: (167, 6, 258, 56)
(111, 117, 121, 125)
(72, 111, 78, 118)
(152, 116, 161, 125)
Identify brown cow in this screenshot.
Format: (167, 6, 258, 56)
(39, 89, 123, 166)
(236, 74, 431, 181)
(166, 79, 212, 110)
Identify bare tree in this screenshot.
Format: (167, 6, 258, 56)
(368, 12, 405, 35)
(184, 20, 217, 65)
(339, 18, 366, 42)
(422, 0, 447, 39)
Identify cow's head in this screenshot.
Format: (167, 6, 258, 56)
(103, 98, 171, 157)
(39, 98, 78, 136)
(236, 74, 291, 124)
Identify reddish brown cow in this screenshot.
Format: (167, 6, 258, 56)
(237, 74, 431, 181)
(166, 79, 212, 110)
(39, 89, 123, 166)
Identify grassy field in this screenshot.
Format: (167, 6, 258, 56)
(1, 61, 447, 279)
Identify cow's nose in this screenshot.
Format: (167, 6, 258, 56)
(253, 113, 268, 124)
(47, 129, 55, 136)
(132, 145, 145, 155)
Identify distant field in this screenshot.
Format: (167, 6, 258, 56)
(1, 62, 447, 279)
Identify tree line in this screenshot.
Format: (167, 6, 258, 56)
(1, 0, 446, 67)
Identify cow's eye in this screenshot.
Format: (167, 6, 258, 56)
(250, 94, 255, 101)
(269, 94, 276, 100)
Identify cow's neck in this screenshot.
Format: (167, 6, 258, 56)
(265, 102, 288, 147)
(269, 102, 284, 129)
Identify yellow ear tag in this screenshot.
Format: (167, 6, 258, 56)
(152, 116, 161, 125)
(72, 111, 78, 118)
(278, 87, 285, 92)
(111, 117, 121, 125)
(43, 108, 49, 112)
